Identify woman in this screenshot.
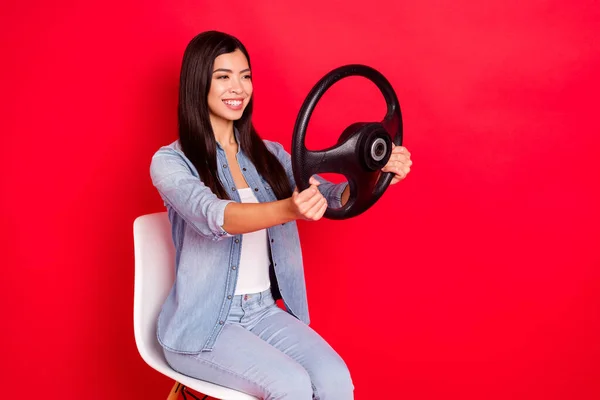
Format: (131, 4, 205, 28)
(150, 30, 412, 399)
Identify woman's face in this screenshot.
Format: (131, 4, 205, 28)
(207, 49, 253, 124)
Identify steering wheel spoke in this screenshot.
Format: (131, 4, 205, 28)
(302, 137, 360, 177)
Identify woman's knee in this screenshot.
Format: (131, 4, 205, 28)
(266, 363, 313, 399)
(312, 355, 354, 399)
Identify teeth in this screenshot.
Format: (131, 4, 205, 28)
(224, 100, 242, 106)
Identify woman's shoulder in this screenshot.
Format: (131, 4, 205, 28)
(153, 140, 183, 157)
(150, 140, 195, 178)
(151, 140, 194, 166)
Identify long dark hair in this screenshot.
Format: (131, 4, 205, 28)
(178, 30, 292, 200)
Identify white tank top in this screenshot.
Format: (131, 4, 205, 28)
(234, 187, 271, 295)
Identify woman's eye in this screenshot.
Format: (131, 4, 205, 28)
(216, 75, 228, 80)
(243, 75, 252, 80)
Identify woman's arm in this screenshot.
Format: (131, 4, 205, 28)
(150, 147, 327, 240)
(340, 185, 350, 206)
(222, 177, 327, 234)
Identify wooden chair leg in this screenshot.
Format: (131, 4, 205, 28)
(166, 381, 182, 400)
(167, 381, 211, 400)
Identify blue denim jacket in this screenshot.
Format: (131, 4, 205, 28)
(149, 133, 348, 354)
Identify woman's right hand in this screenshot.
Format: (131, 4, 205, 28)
(290, 176, 328, 221)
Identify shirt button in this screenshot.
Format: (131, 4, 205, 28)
(232, 187, 236, 191)
(271, 239, 274, 243)
(227, 295, 232, 299)
(219, 321, 224, 325)
(254, 188, 259, 192)
(242, 168, 247, 171)
(223, 164, 227, 168)
(274, 263, 277, 267)
(235, 239, 239, 243)
(232, 266, 236, 270)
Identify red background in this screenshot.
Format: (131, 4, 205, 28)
(2, 0, 599, 399)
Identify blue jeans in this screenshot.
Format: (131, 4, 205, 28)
(163, 289, 354, 399)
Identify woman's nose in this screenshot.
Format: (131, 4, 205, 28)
(229, 78, 243, 94)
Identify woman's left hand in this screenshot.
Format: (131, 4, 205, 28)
(381, 144, 412, 185)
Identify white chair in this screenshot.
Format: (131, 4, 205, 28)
(133, 212, 259, 400)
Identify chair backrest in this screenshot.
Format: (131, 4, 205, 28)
(133, 211, 174, 368)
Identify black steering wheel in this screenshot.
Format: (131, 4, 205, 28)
(291, 64, 404, 220)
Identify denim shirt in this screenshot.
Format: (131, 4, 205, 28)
(149, 133, 348, 354)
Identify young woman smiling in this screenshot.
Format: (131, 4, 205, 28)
(150, 30, 413, 400)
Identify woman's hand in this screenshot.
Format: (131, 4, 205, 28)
(290, 176, 328, 221)
(382, 144, 412, 184)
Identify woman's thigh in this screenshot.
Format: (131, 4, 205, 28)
(249, 306, 355, 400)
(164, 322, 313, 400)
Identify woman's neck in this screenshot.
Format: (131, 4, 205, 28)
(211, 115, 237, 148)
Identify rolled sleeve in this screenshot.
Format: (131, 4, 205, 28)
(314, 176, 348, 209)
(209, 198, 235, 240)
(150, 148, 235, 241)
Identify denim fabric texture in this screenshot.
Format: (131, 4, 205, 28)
(149, 130, 348, 353)
(163, 289, 354, 399)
